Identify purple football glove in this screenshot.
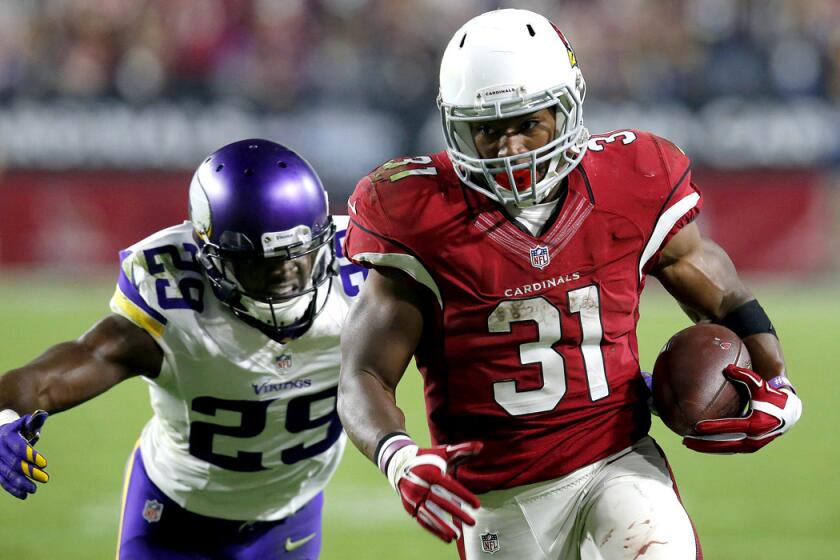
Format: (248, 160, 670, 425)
(0, 410, 49, 499)
(640, 370, 659, 416)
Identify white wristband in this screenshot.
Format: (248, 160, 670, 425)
(386, 444, 419, 492)
(0, 409, 21, 426)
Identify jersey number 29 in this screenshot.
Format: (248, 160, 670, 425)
(188, 387, 341, 471)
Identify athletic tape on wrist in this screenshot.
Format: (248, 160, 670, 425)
(386, 444, 420, 492)
(376, 432, 415, 473)
(719, 299, 777, 339)
(0, 409, 21, 426)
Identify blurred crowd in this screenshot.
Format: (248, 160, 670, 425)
(0, 0, 838, 122)
(0, 0, 835, 272)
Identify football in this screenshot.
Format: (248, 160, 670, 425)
(652, 323, 751, 436)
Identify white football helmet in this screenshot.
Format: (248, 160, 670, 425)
(438, 9, 589, 208)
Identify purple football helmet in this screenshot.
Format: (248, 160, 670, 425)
(188, 138, 336, 341)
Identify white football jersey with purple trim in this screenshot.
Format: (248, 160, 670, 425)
(109, 216, 367, 521)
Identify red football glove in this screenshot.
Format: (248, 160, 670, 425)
(384, 440, 482, 543)
(683, 365, 802, 454)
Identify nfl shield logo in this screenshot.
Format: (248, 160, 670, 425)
(142, 499, 163, 523)
(480, 531, 500, 554)
(529, 245, 550, 269)
(275, 352, 293, 369)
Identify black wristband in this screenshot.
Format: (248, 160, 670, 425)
(719, 299, 777, 339)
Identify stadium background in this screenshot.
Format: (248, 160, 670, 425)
(0, 0, 837, 558)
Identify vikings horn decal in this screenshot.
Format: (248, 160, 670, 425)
(189, 178, 213, 241)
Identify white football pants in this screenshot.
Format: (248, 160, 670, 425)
(460, 436, 700, 560)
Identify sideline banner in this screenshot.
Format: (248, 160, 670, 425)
(0, 170, 190, 267)
(0, 169, 832, 275)
(693, 169, 831, 275)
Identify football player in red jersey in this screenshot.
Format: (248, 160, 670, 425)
(337, 8, 802, 559)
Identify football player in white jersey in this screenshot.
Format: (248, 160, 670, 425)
(0, 139, 367, 559)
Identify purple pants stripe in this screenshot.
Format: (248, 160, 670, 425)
(117, 446, 323, 559)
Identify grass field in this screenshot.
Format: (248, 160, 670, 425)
(0, 275, 838, 559)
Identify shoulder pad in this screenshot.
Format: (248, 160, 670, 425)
(366, 156, 441, 186)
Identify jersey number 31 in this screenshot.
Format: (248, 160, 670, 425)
(489, 286, 608, 416)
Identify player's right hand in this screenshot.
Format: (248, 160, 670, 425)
(391, 442, 482, 543)
(0, 410, 49, 499)
(683, 366, 801, 454)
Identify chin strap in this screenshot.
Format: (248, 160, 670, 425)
(231, 295, 316, 342)
(229, 276, 334, 342)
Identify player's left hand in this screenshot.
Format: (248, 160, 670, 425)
(0, 410, 50, 499)
(683, 365, 802, 453)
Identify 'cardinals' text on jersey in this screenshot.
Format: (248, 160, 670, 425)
(344, 131, 700, 494)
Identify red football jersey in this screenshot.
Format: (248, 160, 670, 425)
(344, 130, 701, 494)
